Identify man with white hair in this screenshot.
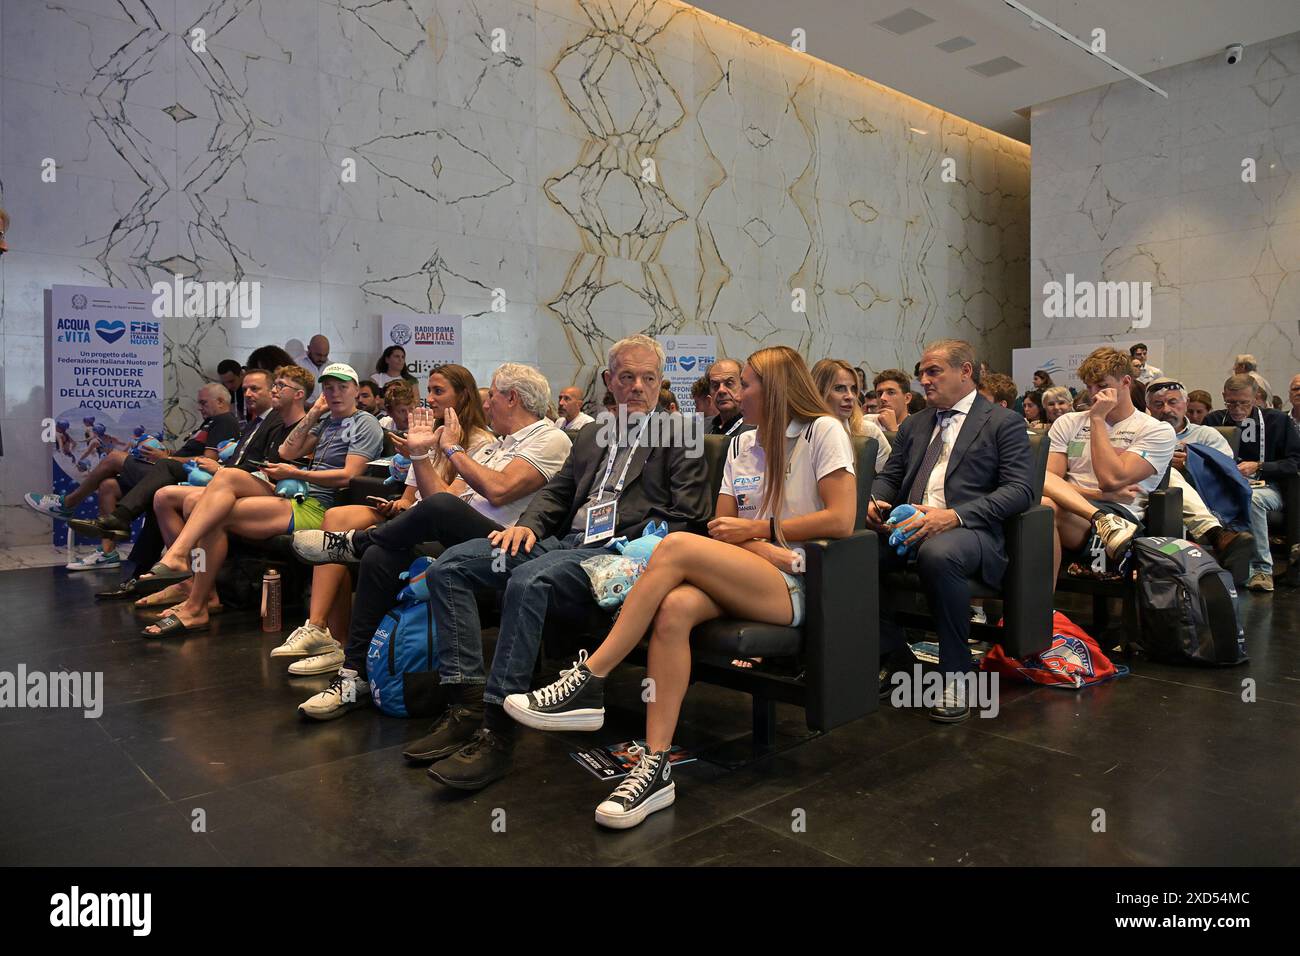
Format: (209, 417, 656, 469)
(291, 363, 574, 718)
(417, 335, 710, 790)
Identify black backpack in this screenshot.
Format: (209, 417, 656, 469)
(1133, 537, 1247, 665)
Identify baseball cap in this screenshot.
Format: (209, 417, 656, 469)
(318, 363, 359, 385)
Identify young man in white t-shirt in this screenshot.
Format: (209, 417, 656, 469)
(1042, 347, 1176, 580)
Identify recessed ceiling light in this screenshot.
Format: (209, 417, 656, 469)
(969, 56, 1025, 78)
(873, 8, 936, 36)
(936, 36, 976, 53)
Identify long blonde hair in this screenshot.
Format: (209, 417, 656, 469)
(811, 358, 865, 437)
(747, 347, 837, 541)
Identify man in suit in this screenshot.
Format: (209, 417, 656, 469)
(421, 335, 711, 790)
(869, 339, 1035, 723)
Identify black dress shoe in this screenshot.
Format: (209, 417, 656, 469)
(878, 646, 920, 701)
(427, 728, 513, 790)
(68, 514, 132, 541)
(929, 679, 972, 723)
(403, 703, 484, 763)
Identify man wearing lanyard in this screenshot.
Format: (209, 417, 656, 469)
(421, 335, 711, 791)
(705, 359, 752, 436)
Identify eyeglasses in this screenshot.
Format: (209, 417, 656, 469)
(271, 381, 301, 392)
(1223, 399, 1255, 409)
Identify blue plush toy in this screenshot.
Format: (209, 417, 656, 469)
(181, 439, 239, 485)
(612, 519, 668, 561)
(385, 454, 412, 485)
(582, 521, 670, 610)
(275, 478, 311, 502)
(885, 503, 925, 556)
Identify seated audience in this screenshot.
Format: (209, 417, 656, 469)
(137, 366, 312, 612)
(24, 382, 240, 569)
(1233, 354, 1272, 401)
(812, 358, 891, 471)
(861, 389, 880, 415)
(373, 345, 417, 388)
(868, 368, 914, 431)
(378, 380, 417, 435)
(1144, 378, 1254, 577)
(246, 344, 295, 373)
(1206, 374, 1300, 592)
(292, 363, 571, 715)
(280, 364, 496, 681)
(136, 364, 383, 635)
(297, 335, 331, 400)
(218, 359, 246, 421)
(705, 359, 749, 435)
(1032, 369, 1054, 390)
(557, 386, 595, 433)
(690, 376, 715, 419)
(871, 339, 1034, 722)
(1041, 386, 1074, 424)
(1022, 389, 1048, 431)
(1040, 348, 1176, 580)
(1130, 343, 1161, 385)
(510, 345, 855, 827)
(409, 334, 709, 792)
(1186, 389, 1214, 424)
(658, 387, 679, 413)
(977, 372, 1017, 409)
(356, 379, 382, 416)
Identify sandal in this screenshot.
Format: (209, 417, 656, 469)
(95, 578, 139, 601)
(140, 610, 209, 639)
(139, 599, 223, 618)
(133, 562, 194, 596)
(730, 657, 764, 670)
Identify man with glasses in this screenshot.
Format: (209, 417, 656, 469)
(1206, 375, 1300, 592)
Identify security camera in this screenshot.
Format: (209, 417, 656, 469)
(1225, 43, 1244, 65)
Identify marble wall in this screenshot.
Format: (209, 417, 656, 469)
(1031, 30, 1300, 398)
(0, 0, 1030, 547)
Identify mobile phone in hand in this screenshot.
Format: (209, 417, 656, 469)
(365, 495, 390, 506)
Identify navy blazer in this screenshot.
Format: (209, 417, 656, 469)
(871, 392, 1035, 586)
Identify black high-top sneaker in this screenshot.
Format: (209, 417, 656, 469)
(503, 649, 605, 731)
(594, 745, 676, 830)
(403, 684, 486, 763)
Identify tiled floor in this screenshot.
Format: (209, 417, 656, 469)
(1, 565, 1297, 866)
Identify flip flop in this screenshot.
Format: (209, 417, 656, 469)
(138, 601, 223, 618)
(140, 611, 209, 639)
(133, 563, 193, 597)
(95, 578, 139, 601)
(730, 657, 764, 670)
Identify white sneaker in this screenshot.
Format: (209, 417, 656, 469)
(298, 668, 370, 721)
(270, 620, 336, 658)
(969, 605, 987, 625)
(65, 547, 122, 572)
(1093, 513, 1138, 560)
(25, 492, 73, 519)
(287, 646, 346, 676)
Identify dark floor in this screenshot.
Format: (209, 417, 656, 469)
(1, 565, 1298, 867)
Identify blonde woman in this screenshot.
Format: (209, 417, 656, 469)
(271, 365, 493, 674)
(812, 358, 891, 472)
(505, 346, 857, 829)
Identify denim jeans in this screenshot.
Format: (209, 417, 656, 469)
(1248, 484, 1284, 575)
(430, 532, 610, 704)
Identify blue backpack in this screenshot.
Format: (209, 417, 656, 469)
(367, 557, 445, 717)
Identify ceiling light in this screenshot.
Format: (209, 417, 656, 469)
(1002, 0, 1168, 98)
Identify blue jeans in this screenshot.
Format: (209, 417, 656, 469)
(1248, 484, 1284, 575)
(430, 532, 610, 705)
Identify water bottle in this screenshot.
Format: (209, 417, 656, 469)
(261, 569, 282, 633)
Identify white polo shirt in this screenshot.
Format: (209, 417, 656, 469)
(1049, 409, 1176, 521)
(721, 416, 854, 522)
(1174, 419, 1233, 457)
(408, 419, 572, 527)
(562, 411, 594, 433)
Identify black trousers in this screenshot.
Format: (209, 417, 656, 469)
(878, 527, 987, 676)
(112, 458, 187, 523)
(344, 493, 504, 675)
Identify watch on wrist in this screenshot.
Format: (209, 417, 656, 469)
(445, 444, 465, 457)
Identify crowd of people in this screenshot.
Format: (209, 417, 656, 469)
(20, 331, 1300, 830)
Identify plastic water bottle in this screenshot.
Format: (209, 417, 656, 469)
(261, 569, 282, 633)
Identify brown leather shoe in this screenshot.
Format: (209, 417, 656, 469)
(1203, 527, 1254, 585)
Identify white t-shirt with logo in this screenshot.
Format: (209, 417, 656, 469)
(721, 416, 855, 525)
(408, 419, 572, 527)
(1049, 409, 1175, 520)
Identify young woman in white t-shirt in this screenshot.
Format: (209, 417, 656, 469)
(269, 364, 492, 674)
(505, 346, 857, 829)
(372, 346, 419, 389)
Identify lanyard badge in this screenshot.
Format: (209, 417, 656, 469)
(583, 414, 652, 544)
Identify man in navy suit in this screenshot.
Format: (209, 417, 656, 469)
(869, 339, 1035, 722)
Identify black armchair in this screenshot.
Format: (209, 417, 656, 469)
(1216, 424, 1300, 581)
